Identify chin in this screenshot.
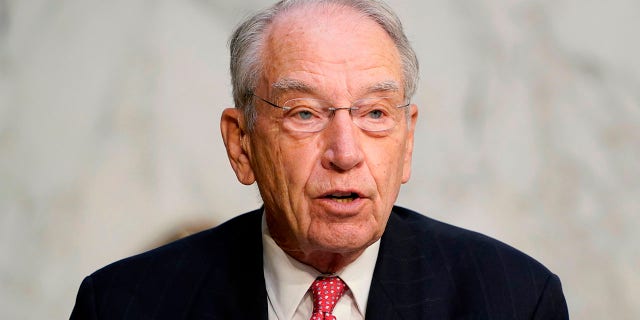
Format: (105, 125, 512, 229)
(311, 226, 378, 253)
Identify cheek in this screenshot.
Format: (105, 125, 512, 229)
(366, 138, 407, 191)
(251, 123, 322, 203)
(249, 126, 289, 201)
(280, 137, 322, 187)
(251, 143, 282, 200)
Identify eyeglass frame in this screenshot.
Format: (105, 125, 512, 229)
(251, 93, 411, 133)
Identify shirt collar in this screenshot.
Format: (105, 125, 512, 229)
(262, 213, 380, 319)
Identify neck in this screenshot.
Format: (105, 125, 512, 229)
(264, 211, 368, 273)
(284, 248, 365, 274)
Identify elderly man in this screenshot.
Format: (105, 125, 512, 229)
(71, 0, 568, 319)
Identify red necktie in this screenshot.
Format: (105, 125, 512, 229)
(310, 276, 347, 320)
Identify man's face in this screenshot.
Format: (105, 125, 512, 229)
(227, 6, 417, 259)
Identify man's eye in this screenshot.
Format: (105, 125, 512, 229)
(359, 105, 391, 120)
(295, 110, 314, 120)
(286, 107, 317, 121)
(367, 109, 385, 119)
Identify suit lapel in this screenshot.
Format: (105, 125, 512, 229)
(366, 276, 402, 320)
(365, 207, 450, 320)
(365, 209, 406, 320)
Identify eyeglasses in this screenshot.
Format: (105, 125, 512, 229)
(253, 94, 410, 133)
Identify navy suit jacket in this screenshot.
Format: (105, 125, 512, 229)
(70, 206, 568, 319)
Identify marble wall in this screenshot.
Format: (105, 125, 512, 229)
(1, 0, 638, 318)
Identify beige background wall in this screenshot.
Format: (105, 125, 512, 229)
(1, 0, 638, 318)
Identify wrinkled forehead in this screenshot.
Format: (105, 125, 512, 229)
(265, 3, 394, 50)
(259, 4, 404, 98)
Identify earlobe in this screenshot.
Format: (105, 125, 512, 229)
(402, 104, 418, 183)
(221, 108, 256, 185)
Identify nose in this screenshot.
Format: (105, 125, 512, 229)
(321, 109, 364, 172)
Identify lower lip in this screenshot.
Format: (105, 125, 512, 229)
(315, 197, 366, 216)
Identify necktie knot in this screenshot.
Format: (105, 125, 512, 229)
(310, 276, 347, 320)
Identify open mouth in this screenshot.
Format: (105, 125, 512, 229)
(325, 192, 360, 203)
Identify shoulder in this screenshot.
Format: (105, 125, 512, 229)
(89, 209, 262, 280)
(388, 205, 551, 276)
(374, 207, 568, 318)
(77, 209, 263, 302)
(70, 209, 266, 318)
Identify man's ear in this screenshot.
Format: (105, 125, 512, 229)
(221, 108, 255, 185)
(402, 104, 418, 184)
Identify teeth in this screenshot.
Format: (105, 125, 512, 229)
(331, 193, 351, 197)
(325, 192, 359, 203)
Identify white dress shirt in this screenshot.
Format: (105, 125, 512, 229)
(262, 214, 380, 320)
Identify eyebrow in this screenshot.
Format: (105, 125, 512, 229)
(365, 80, 400, 94)
(272, 78, 315, 95)
(270, 78, 400, 97)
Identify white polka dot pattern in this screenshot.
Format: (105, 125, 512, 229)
(309, 276, 347, 320)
